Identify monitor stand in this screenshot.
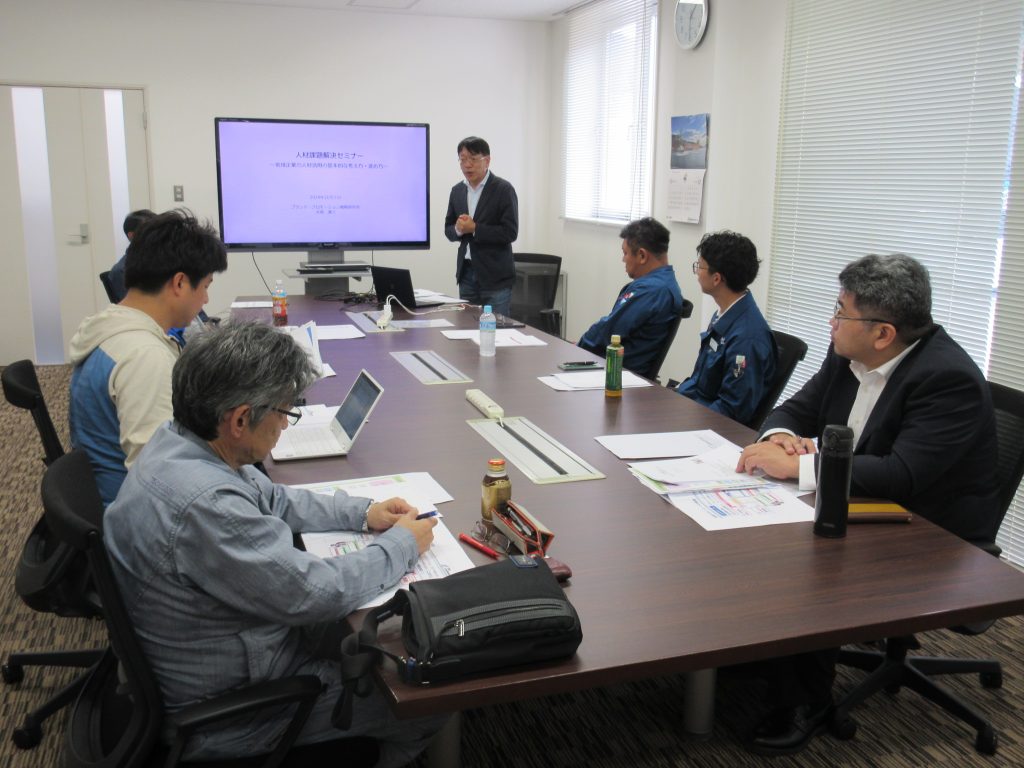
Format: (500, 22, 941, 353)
(297, 250, 371, 298)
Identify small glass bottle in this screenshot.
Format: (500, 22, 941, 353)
(605, 334, 623, 398)
(481, 457, 511, 522)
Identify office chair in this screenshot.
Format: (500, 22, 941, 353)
(99, 271, 119, 304)
(639, 299, 693, 383)
(45, 450, 379, 768)
(830, 380, 1024, 756)
(2, 360, 105, 750)
(510, 253, 562, 337)
(743, 329, 808, 430)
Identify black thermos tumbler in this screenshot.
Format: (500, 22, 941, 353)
(813, 424, 855, 538)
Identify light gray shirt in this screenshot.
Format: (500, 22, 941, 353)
(103, 421, 418, 751)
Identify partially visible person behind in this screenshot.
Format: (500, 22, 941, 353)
(676, 231, 777, 424)
(444, 136, 519, 317)
(735, 253, 1000, 757)
(578, 217, 684, 378)
(107, 208, 156, 303)
(104, 322, 446, 765)
(70, 209, 227, 506)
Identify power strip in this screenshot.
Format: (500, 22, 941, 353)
(465, 389, 505, 422)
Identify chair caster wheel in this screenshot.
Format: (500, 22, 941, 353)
(830, 715, 857, 740)
(980, 671, 1003, 689)
(12, 723, 42, 749)
(2, 663, 24, 684)
(975, 727, 997, 755)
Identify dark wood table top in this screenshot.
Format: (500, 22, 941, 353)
(242, 296, 1024, 717)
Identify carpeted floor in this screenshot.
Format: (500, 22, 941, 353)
(1, 363, 1022, 767)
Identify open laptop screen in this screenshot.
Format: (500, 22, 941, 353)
(337, 371, 383, 440)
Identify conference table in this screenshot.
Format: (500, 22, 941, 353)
(238, 295, 1024, 765)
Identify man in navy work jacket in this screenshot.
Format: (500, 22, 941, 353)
(578, 217, 684, 379)
(677, 231, 776, 425)
(735, 253, 1001, 756)
(444, 136, 518, 317)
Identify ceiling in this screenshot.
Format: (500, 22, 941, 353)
(176, 0, 584, 22)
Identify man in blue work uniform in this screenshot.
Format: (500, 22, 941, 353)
(676, 231, 776, 425)
(578, 217, 684, 379)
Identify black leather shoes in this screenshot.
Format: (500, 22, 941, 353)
(747, 703, 832, 756)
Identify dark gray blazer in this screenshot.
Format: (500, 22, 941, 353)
(444, 173, 518, 292)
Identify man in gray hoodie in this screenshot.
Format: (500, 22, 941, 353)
(69, 209, 227, 506)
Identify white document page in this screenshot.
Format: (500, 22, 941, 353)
(442, 329, 547, 347)
(317, 324, 366, 340)
(596, 429, 733, 459)
(301, 522, 474, 608)
(414, 289, 463, 304)
(230, 300, 273, 308)
(390, 318, 455, 329)
(539, 371, 653, 391)
(669, 485, 814, 531)
(291, 472, 454, 516)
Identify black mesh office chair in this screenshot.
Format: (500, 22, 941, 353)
(743, 329, 808, 430)
(831, 380, 1024, 755)
(639, 299, 693, 383)
(510, 253, 562, 337)
(99, 271, 119, 304)
(2, 360, 105, 750)
(46, 450, 379, 768)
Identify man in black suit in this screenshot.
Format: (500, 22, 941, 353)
(736, 253, 1001, 756)
(444, 136, 518, 316)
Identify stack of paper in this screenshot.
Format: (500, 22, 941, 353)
(629, 444, 814, 531)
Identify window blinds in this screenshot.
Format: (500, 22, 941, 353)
(563, 0, 658, 224)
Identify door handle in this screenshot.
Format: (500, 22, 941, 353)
(67, 223, 90, 245)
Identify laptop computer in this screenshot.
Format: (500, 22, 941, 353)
(370, 265, 444, 308)
(270, 369, 383, 461)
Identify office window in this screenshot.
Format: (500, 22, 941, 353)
(766, 1, 1024, 562)
(563, 0, 657, 224)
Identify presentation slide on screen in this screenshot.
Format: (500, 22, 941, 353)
(217, 121, 428, 244)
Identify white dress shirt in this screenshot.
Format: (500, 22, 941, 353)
(455, 171, 490, 261)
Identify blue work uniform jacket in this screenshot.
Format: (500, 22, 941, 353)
(578, 265, 684, 378)
(677, 292, 777, 425)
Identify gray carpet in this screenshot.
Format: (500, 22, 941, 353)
(1, 364, 1022, 767)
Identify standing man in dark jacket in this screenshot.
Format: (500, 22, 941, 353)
(444, 136, 518, 316)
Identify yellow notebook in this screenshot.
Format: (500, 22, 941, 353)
(848, 502, 912, 523)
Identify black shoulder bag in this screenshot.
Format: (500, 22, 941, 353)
(333, 557, 582, 729)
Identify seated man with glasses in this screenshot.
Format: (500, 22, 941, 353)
(734, 253, 1000, 756)
(676, 231, 777, 424)
(104, 322, 447, 766)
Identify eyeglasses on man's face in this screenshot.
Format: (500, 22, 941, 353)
(692, 261, 709, 275)
(458, 153, 487, 167)
(830, 300, 896, 329)
(271, 407, 302, 426)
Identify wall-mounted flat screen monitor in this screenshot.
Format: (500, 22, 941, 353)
(215, 117, 429, 251)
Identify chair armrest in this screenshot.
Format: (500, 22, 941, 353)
(164, 675, 324, 767)
(167, 675, 323, 733)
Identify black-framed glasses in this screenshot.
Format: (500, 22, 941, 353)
(692, 261, 708, 275)
(831, 300, 896, 329)
(271, 407, 302, 426)
(471, 519, 513, 556)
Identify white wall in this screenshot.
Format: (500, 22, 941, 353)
(546, 0, 786, 382)
(1, 0, 787, 370)
(0, 0, 550, 326)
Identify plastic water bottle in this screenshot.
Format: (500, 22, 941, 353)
(479, 305, 496, 357)
(813, 424, 855, 538)
(605, 335, 623, 398)
(272, 280, 288, 326)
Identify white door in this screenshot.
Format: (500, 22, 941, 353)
(0, 85, 151, 364)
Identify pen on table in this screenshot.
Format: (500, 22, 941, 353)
(459, 532, 500, 559)
(416, 511, 438, 520)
